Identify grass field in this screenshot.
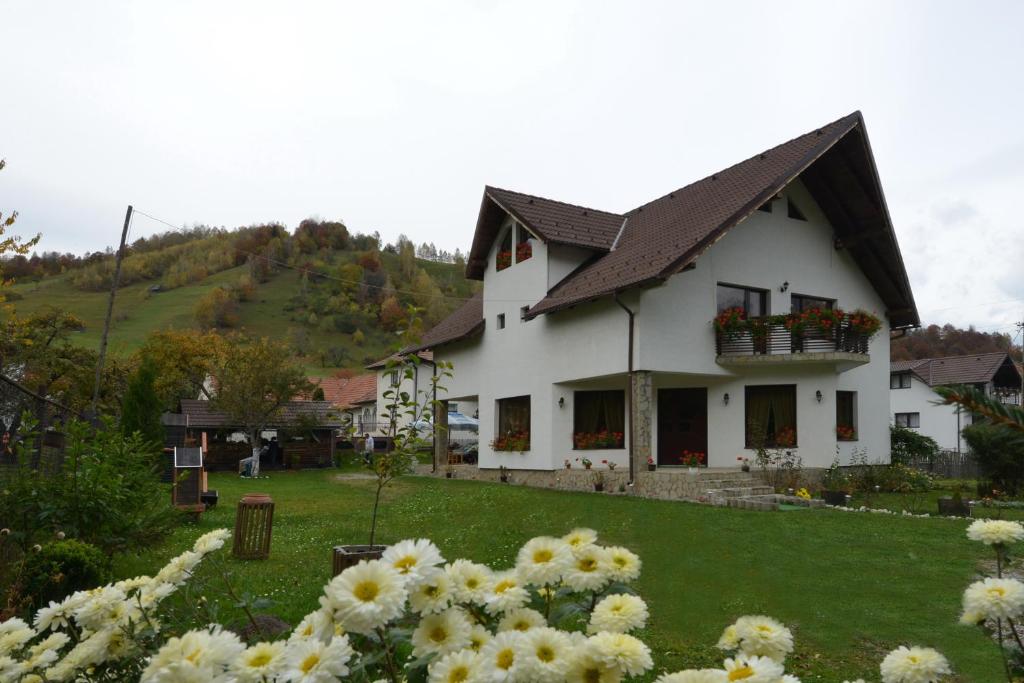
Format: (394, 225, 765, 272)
(113, 471, 999, 681)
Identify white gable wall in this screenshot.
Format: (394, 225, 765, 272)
(889, 376, 972, 451)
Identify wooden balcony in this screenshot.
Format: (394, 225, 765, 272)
(715, 320, 870, 370)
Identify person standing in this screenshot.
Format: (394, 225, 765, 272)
(363, 432, 375, 465)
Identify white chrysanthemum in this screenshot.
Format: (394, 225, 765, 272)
(114, 575, 153, 593)
(565, 644, 623, 683)
(409, 568, 455, 615)
(515, 627, 574, 682)
(412, 608, 473, 657)
(446, 559, 494, 605)
(497, 607, 547, 633)
(966, 519, 1024, 546)
(879, 646, 951, 683)
(655, 670, 729, 682)
(564, 545, 611, 593)
(17, 632, 70, 675)
(154, 550, 203, 585)
(428, 649, 482, 683)
(716, 624, 739, 651)
(589, 594, 649, 634)
(587, 631, 653, 677)
(0, 619, 33, 656)
(484, 571, 531, 615)
(961, 577, 1024, 624)
(140, 627, 244, 682)
(468, 624, 492, 652)
(232, 641, 286, 683)
(193, 529, 231, 555)
(781, 676, 802, 683)
(605, 546, 642, 583)
(480, 631, 522, 681)
(383, 538, 446, 586)
(138, 582, 176, 610)
(290, 609, 336, 644)
(281, 635, 354, 683)
(71, 586, 128, 632)
(515, 537, 573, 586)
(732, 615, 794, 663)
(33, 601, 72, 633)
(322, 559, 408, 635)
(563, 528, 598, 549)
(722, 655, 785, 682)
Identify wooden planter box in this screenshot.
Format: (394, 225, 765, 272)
(332, 544, 387, 576)
(937, 498, 970, 517)
(822, 490, 848, 506)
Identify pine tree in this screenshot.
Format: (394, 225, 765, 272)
(121, 358, 165, 446)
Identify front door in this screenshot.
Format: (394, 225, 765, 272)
(657, 388, 708, 466)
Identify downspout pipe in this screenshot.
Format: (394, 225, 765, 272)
(614, 292, 636, 485)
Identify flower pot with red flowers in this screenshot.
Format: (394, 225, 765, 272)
(515, 241, 532, 262)
(490, 431, 530, 453)
(836, 424, 856, 442)
(682, 450, 705, 474)
(646, 456, 656, 472)
(496, 250, 513, 271)
(713, 307, 747, 341)
(737, 456, 751, 472)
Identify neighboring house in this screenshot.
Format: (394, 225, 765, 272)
(317, 373, 379, 434)
(405, 111, 919, 474)
(366, 351, 436, 435)
(889, 352, 1022, 451)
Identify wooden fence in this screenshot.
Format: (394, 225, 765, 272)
(902, 449, 978, 480)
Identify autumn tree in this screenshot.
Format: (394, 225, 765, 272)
(137, 330, 226, 411)
(208, 335, 314, 454)
(0, 159, 41, 297)
(379, 295, 406, 331)
(194, 286, 239, 329)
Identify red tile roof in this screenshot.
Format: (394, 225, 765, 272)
(331, 373, 377, 407)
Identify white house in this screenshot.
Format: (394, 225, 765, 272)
(406, 112, 919, 476)
(889, 352, 1021, 451)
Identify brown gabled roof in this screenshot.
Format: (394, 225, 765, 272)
(890, 352, 1021, 387)
(466, 189, 624, 279)
(178, 399, 344, 429)
(520, 112, 918, 328)
(365, 350, 433, 370)
(402, 292, 484, 354)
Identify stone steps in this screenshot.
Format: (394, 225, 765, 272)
(726, 493, 827, 512)
(705, 486, 776, 506)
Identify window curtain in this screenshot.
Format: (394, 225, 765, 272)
(746, 386, 795, 445)
(499, 396, 530, 434)
(574, 391, 626, 434)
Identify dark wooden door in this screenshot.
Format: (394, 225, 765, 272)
(657, 388, 708, 466)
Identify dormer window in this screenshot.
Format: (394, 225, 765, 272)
(516, 223, 533, 263)
(496, 228, 513, 271)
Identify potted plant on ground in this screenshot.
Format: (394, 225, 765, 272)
(499, 465, 509, 483)
(602, 460, 617, 471)
(564, 459, 572, 469)
(937, 484, 970, 516)
(820, 455, 851, 506)
(579, 456, 593, 470)
(737, 456, 751, 472)
(592, 470, 604, 492)
(647, 456, 656, 472)
(445, 462, 455, 479)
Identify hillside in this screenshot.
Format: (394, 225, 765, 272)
(4, 223, 477, 375)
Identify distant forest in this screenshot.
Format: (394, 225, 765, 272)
(891, 323, 1021, 362)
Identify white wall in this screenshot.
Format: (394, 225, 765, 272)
(375, 363, 435, 432)
(889, 377, 972, 451)
(436, 180, 898, 471)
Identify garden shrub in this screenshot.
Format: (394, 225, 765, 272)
(19, 539, 109, 610)
(0, 417, 177, 554)
(963, 422, 1024, 495)
(890, 424, 940, 464)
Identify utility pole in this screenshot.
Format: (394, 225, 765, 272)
(90, 205, 132, 422)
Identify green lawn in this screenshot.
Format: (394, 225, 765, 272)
(114, 471, 997, 681)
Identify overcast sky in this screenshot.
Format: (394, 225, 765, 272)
(1, 1, 1021, 333)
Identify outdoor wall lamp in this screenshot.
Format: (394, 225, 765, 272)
(780, 281, 790, 292)
(723, 392, 730, 405)
(815, 390, 823, 403)
(558, 397, 565, 408)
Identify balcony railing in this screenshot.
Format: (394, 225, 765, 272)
(715, 319, 871, 357)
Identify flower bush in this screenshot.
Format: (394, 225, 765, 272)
(490, 431, 530, 453)
(681, 450, 705, 468)
(711, 307, 884, 343)
(11, 525, 1021, 681)
(573, 431, 624, 450)
(496, 251, 512, 271)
